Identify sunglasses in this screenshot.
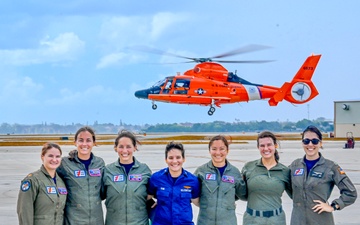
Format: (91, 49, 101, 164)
(302, 138, 321, 145)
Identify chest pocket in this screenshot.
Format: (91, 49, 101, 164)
(156, 189, 170, 204)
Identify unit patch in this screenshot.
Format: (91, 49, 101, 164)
(113, 175, 124, 182)
(21, 180, 31, 192)
(205, 173, 216, 180)
(74, 170, 86, 177)
(222, 175, 235, 183)
(46, 186, 57, 194)
(129, 174, 142, 182)
(310, 171, 324, 178)
(293, 168, 304, 176)
(58, 187, 68, 195)
(89, 168, 101, 177)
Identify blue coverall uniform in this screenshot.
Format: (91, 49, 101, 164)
(148, 168, 200, 225)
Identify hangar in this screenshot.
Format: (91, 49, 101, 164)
(334, 100, 360, 138)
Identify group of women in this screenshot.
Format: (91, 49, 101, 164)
(17, 125, 357, 225)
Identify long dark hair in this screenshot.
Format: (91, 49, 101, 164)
(114, 130, 141, 151)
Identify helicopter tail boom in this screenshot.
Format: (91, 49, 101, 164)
(268, 54, 321, 106)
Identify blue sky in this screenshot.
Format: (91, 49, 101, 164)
(1, 1, 359, 125)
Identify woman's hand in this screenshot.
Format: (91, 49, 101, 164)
(312, 200, 335, 214)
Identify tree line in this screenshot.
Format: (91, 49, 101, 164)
(0, 117, 332, 134)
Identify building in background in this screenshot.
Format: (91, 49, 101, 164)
(334, 100, 360, 138)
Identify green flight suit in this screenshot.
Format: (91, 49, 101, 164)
(289, 153, 357, 225)
(17, 165, 67, 225)
(194, 160, 247, 225)
(241, 159, 292, 225)
(102, 157, 151, 225)
(57, 150, 105, 225)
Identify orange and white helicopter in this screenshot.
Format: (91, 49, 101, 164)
(134, 45, 321, 115)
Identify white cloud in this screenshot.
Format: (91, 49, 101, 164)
(0, 76, 43, 104)
(0, 32, 85, 66)
(45, 85, 132, 105)
(150, 12, 189, 39)
(96, 52, 127, 69)
(96, 13, 192, 67)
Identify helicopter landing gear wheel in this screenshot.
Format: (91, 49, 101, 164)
(152, 104, 157, 110)
(208, 106, 215, 116)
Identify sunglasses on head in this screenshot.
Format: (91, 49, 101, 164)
(302, 138, 320, 145)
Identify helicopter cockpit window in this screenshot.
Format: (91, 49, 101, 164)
(152, 79, 166, 88)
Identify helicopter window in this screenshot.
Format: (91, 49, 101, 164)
(165, 79, 173, 89)
(174, 79, 190, 88)
(153, 79, 166, 88)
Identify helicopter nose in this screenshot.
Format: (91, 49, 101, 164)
(134, 89, 149, 99)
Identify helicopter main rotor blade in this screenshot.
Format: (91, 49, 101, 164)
(211, 44, 272, 59)
(214, 59, 275, 63)
(128, 45, 195, 61)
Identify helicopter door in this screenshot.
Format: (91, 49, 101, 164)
(174, 78, 190, 94)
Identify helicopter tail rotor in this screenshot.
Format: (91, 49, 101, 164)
(268, 54, 321, 106)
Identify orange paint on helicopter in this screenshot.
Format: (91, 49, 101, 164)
(134, 51, 321, 115)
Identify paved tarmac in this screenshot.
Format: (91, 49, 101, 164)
(1, 140, 359, 225)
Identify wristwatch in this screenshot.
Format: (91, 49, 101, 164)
(331, 203, 338, 211)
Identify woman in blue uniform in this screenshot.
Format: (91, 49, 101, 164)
(17, 142, 67, 225)
(289, 125, 357, 225)
(148, 141, 200, 225)
(242, 131, 292, 225)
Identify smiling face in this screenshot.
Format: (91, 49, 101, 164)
(302, 131, 321, 160)
(209, 139, 228, 167)
(115, 137, 135, 164)
(41, 147, 62, 173)
(166, 148, 185, 177)
(258, 137, 276, 160)
(75, 131, 95, 160)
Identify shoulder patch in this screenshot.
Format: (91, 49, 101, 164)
(21, 180, 31, 192)
(338, 167, 346, 175)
